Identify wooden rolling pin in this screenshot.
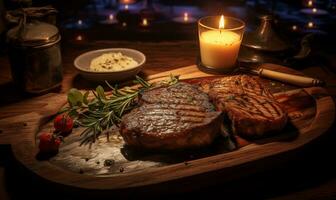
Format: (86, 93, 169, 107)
(240, 66, 325, 87)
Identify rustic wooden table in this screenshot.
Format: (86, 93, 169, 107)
(0, 40, 336, 199)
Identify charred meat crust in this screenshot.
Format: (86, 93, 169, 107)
(201, 75, 288, 138)
(120, 83, 222, 150)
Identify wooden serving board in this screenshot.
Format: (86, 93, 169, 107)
(0, 64, 334, 194)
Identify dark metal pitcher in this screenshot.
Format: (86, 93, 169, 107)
(6, 7, 62, 94)
(238, 15, 311, 65)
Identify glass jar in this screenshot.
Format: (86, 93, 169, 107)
(198, 15, 245, 72)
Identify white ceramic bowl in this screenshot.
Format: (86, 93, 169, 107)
(74, 48, 146, 82)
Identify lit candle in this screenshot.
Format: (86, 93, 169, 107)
(142, 18, 148, 26)
(109, 14, 114, 21)
(292, 25, 298, 31)
(312, 8, 317, 13)
(125, 4, 129, 10)
(172, 11, 196, 23)
(308, 0, 313, 7)
(183, 12, 189, 22)
(76, 35, 83, 41)
(77, 20, 82, 26)
(122, 22, 127, 27)
(121, 0, 135, 4)
(199, 15, 244, 70)
(308, 21, 314, 28)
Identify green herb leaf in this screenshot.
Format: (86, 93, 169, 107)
(83, 91, 90, 105)
(67, 88, 83, 107)
(96, 85, 106, 100)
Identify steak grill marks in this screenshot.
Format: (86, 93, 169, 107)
(202, 75, 288, 137)
(137, 83, 218, 135)
(120, 82, 222, 149)
(120, 76, 287, 149)
(140, 83, 215, 112)
(209, 75, 284, 121)
(132, 103, 209, 135)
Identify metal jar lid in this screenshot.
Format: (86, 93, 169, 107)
(7, 13, 60, 48)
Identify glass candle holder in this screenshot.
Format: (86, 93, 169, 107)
(198, 15, 245, 72)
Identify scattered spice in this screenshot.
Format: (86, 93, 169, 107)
(23, 122, 27, 126)
(119, 167, 124, 172)
(96, 161, 100, 165)
(85, 158, 89, 162)
(104, 159, 115, 166)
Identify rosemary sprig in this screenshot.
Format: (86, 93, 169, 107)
(63, 75, 179, 144)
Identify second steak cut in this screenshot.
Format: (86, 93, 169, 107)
(201, 75, 287, 138)
(120, 82, 222, 150)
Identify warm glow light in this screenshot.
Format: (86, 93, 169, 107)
(142, 18, 148, 26)
(292, 25, 297, 31)
(121, 0, 135, 3)
(109, 14, 114, 21)
(308, 21, 314, 28)
(308, 0, 313, 7)
(76, 35, 82, 41)
(78, 20, 82, 25)
(125, 4, 129, 10)
(219, 15, 225, 29)
(183, 12, 189, 22)
(122, 22, 127, 27)
(312, 8, 317, 13)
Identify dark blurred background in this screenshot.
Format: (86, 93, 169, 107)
(1, 0, 336, 43)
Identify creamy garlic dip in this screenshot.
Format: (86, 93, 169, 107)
(90, 52, 138, 72)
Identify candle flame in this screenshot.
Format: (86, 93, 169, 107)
(142, 18, 148, 26)
(308, 21, 314, 28)
(308, 0, 313, 7)
(219, 15, 225, 29)
(312, 8, 317, 13)
(109, 14, 114, 20)
(183, 12, 189, 22)
(76, 35, 83, 41)
(78, 20, 82, 25)
(125, 4, 129, 10)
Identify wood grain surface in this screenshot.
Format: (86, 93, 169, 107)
(0, 64, 334, 193)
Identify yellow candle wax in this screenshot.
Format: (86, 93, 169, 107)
(198, 15, 244, 70)
(200, 30, 241, 69)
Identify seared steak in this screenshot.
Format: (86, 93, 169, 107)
(120, 83, 222, 150)
(201, 75, 287, 138)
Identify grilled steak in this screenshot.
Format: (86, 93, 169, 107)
(120, 83, 222, 150)
(201, 75, 287, 138)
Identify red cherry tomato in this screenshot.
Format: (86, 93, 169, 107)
(38, 133, 61, 154)
(54, 114, 74, 135)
